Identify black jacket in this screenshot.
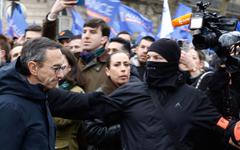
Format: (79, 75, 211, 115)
(78, 77, 121, 150)
(202, 68, 240, 150)
(78, 119, 121, 150)
(48, 77, 224, 150)
(0, 59, 100, 150)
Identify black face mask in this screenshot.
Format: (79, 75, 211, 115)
(145, 61, 179, 87)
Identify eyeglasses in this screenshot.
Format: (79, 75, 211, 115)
(50, 65, 67, 74)
(37, 61, 68, 75)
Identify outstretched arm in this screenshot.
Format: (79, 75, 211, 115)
(47, 88, 123, 120)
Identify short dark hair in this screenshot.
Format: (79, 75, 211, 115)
(109, 37, 131, 54)
(25, 25, 42, 33)
(0, 34, 9, 42)
(0, 34, 11, 61)
(84, 18, 110, 37)
(60, 47, 86, 87)
(19, 37, 62, 75)
(117, 31, 131, 37)
(139, 36, 155, 44)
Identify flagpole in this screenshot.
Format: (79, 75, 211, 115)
(157, 0, 173, 39)
(59, 11, 62, 32)
(0, 0, 3, 20)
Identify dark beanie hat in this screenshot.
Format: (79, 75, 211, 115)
(57, 30, 74, 40)
(148, 38, 181, 63)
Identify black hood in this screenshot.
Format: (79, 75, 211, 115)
(0, 58, 47, 101)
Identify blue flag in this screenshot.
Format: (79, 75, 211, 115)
(110, 13, 122, 37)
(76, 0, 85, 5)
(236, 21, 240, 31)
(171, 3, 192, 42)
(119, 4, 153, 34)
(6, 3, 28, 37)
(69, 8, 85, 35)
(85, 0, 120, 26)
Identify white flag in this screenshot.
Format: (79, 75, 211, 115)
(157, 0, 174, 39)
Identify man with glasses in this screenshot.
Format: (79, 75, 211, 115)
(0, 37, 101, 150)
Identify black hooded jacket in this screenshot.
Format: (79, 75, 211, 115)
(47, 38, 233, 150)
(0, 59, 100, 150)
(48, 75, 224, 150)
(0, 60, 56, 150)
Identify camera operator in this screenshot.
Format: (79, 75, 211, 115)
(188, 2, 240, 148)
(178, 33, 240, 150)
(192, 16, 240, 150)
(206, 42, 240, 150)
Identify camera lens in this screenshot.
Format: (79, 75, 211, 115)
(193, 32, 218, 50)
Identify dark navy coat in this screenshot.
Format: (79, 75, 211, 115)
(0, 60, 56, 150)
(48, 78, 223, 150)
(0, 60, 96, 150)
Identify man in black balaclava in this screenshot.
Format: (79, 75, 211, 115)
(142, 38, 240, 150)
(46, 38, 240, 150)
(145, 38, 184, 88)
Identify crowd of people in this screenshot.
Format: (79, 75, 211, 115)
(1, 0, 240, 150)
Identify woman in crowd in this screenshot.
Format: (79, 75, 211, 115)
(180, 46, 213, 91)
(0, 34, 11, 67)
(97, 51, 131, 94)
(78, 51, 131, 150)
(54, 47, 85, 150)
(58, 47, 86, 92)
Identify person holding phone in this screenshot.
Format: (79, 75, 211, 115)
(42, 0, 78, 40)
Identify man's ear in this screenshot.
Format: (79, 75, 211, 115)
(27, 61, 39, 76)
(101, 36, 109, 46)
(105, 67, 110, 77)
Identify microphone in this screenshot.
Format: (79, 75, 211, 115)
(218, 31, 240, 47)
(172, 13, 192, 27)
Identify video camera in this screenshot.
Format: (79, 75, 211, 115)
(189, 1, 240, 71)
